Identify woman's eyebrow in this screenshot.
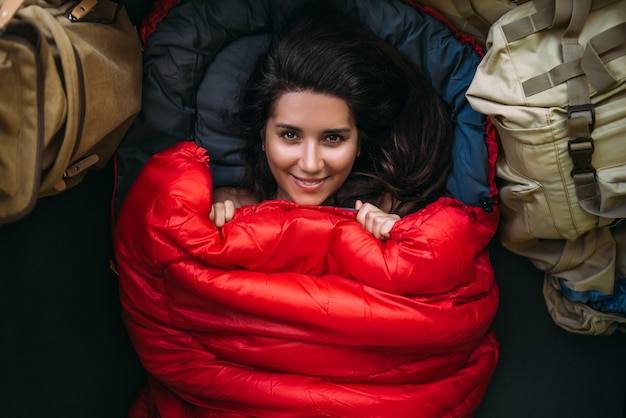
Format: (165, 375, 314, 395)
(322, 127, 352, 134)
(274, 123, 352, 134)
(274, 123, 302, 131)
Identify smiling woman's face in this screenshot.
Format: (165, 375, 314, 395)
(263, 91, 359, 206)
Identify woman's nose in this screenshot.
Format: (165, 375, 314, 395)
(298, 139, 324, 173)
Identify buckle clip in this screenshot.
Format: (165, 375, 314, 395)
(567, 104, 596, 133)
(568, 137, 595, 177)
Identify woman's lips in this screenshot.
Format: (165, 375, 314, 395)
(292, 175, 327, 192)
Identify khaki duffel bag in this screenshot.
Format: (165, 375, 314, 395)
(0, 0, 142, 224)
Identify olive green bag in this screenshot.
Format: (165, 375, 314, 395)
(0, 0, 142, 224)
(467, 0, 626, 335)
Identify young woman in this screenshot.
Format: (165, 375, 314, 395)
(114, 3, 501, 416)
(210, 9, 454, 240)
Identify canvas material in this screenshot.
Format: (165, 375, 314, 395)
(466, 0, 626, 335)
(414, 0, 524, 47)
(0, 0, 142, 224)
(543, 275, 626, 335)
(544, 222, 626, 336)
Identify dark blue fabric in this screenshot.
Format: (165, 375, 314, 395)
(560, 279, 626, 315)
(345, 1, 490, 207)
(193, 35, 271, 188)
(115, 0, 491, 214)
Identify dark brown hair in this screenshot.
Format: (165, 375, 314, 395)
(237, 7, 454, 216)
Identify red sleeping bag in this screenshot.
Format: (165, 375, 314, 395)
(114, 142, 499, 417)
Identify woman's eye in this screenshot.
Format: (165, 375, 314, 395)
(281, 131, 298, 140)
(324, 134, 343, 143)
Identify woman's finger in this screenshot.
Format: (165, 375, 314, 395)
(212, 202, 226, 227)
(224, 200, 235, 223)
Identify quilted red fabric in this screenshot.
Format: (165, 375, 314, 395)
(114, 142, 499, 417)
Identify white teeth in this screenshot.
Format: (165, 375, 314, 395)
(294, 177, 321, 186)
(293, 175, 324, 187)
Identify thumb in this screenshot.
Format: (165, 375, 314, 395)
(355, 200, 363, 210)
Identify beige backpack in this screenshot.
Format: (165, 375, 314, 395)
(467, 0, 626, 335)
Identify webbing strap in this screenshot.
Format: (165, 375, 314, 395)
(559, 0, 603, 216)
(562, 0, 592, 138)
(581, 22, 626, 90)
(522, 22, 626, 96)
(503, 0, 626, 219)
(522, 60, 581, 96)
(26, 6, 82, 192)
(501, 0, 618, 42)
(558, 0, 626, 219)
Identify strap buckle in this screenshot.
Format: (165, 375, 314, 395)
(567, 103, 596, 133)
(568, 137, 595, 177)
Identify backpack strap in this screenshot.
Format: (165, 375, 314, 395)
(503, 0, 626, 220)
(501, 0, 617, 41)
(559, 3, 626, 219)
(561, 0, 593, 143)
(581, 23, 626, 91)
(521, 23, 626, 96)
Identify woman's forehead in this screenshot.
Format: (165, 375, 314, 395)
(269, 91, 355, 127)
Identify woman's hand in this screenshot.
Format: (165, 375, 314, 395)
(210, 199, 235, 227)
(210, 187, 258, 227)
(355, 200, 400, 240)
